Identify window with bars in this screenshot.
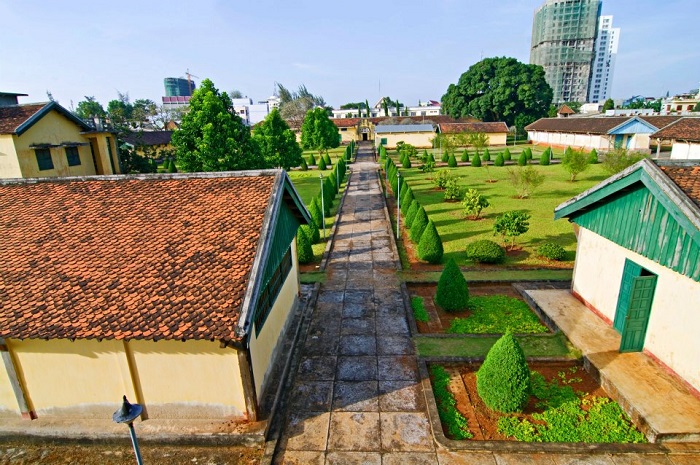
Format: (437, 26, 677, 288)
(254, 247, 293, 336)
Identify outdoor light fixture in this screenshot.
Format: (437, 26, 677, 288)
(112, 395, 144, 465)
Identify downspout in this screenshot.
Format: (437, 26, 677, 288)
(0, 338, 36, 419)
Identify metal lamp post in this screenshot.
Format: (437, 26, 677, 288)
(319, 173, 326, 239)
(112, 395, 144, 465)
(396, 171, 401, 239)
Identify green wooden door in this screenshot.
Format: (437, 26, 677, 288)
(614, 259, 643, 332)
(620, 275, 657, 352)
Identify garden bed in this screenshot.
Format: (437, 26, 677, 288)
(432, 361, 646, 443)
(409, 282, 550, 334)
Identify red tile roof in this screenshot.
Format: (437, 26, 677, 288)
(557, 104, 576, 115)
(653, 118, 700, 142)
(331, 115, 478, 128)
(439, 122, 509, 134)
(661, 165, 700, 208)
(0, 172, 282, 342)
(0, 103, 46, 134)
(526, 115, 683, 135)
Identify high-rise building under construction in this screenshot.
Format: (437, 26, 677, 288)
(530, 0, 618, 104)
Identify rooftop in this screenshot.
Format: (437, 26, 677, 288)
(653, 118, 700, 143)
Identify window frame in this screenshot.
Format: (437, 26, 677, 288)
(65, 146, 81, 166)
(35, 148, 54, 171)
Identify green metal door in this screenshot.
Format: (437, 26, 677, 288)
(620, 275, 657, 352)
(614, 259, 643, 332)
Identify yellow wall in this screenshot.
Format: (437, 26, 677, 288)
(572, 227, 700, 391)
(375, 132, 434, 149)
(130, 339, 246, 418)
(339, 128, 358, 144)
(0, 135, 22, 178)
(486, 133, 508, 146)
(0, 354, 20, 417)
(249, 240, 300, 402)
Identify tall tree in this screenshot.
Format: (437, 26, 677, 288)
(171, 78, 264, 172)
(602, 98, 615, 111)
(253, 108, 302, 170)
(74, 96, 106, 120)
(277, 83, 327, 129)
(442, 57, 552, 128)
(301, 108, 339, 156)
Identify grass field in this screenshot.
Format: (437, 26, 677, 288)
(415, 332, 576, 358)
(389, 148, 608, 266)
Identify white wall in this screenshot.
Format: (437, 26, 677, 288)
(670, 141, 700, 160)
(572, 227, 700, 391)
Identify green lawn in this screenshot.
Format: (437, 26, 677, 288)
(399, 269, 573, 282)
(415, 333, 576, 358)
(390, 150, 608, 266)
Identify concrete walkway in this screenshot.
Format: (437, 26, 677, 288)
(272, 143, 700, 464)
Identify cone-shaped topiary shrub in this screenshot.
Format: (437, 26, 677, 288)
(323, 152, 332, 166)
(517, 152, 528, 166)
(539, 148, 551, 166)
(162, 159, 171, 170)
(401, 187, 414, 215)
(318, 156, 327, 170)
(441, 151, 450, 163)
(524, 147, 533, 160)
(428, 152, 436, 162)
(471, 153, 482, 167)
(461, 150, 469, 162)
(329, 171, 337, 192)
(476, 331, 530, 413)
(404, 199, 420, 228)
(494, 153, 505, 167)
(322, 178, 333, 211)
(448, 154, 458, 167)
(564, 146, 573, 160)
(308, 153, 316, 166)
(300, 158, 308, 171)
(418, 220, 444, 263)
(309, 198, 323, 240)
(503, 148, 512, 161)
(297, 226, 314, 264)
(167, 161, 177, 173)
(410, 207, 429, 243)
(422, 149, 429, 161)
(588, 148, 598, 164)
(482, 149, 491, 162)
(402, 155, 412, 168)
(435, 258, 469, 311)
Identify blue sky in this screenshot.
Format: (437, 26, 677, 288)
(1, 0, 698, 110)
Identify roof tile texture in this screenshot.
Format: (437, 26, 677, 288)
(653, 118, 700, 142)
(439, 122, 509, 134)
(661, 166, 700, 208)
(526, 115, 682, 135)
(0, 103, 46, 134)
(0, 174, 276, 341)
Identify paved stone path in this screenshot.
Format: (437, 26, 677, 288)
(273, 143, 700, 465)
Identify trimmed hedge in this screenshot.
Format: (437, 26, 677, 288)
(418, 220, 444, 263)
(476, 332, 530, 413)
(465, 239, 506, 264)
(410, 207, 429, 243)
(494, 153, 505, 166)
(540, 148, 551, 166)
(448, 154, 458, 167)
(441, 151, 450, 163)
(296, 226, 314, 264)
(471, 153, 482, 167)
(435, 258, 469, 312)
(537, 242, 566, 261)
(460, 150, 469, 162)
(318, 156, 327, 170)
(482, 148, 491, 162)
(405, 200, 420, 228)
(503, 148, 512, 161)
(517, 152, 528, 166)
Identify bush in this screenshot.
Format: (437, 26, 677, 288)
(508, 166, 545, 199)
(410, 207, 429, 243)
(300, 158, 308, 171)
(561, 147, 590, 181)
(471, 153, 482, 167)
(517, 152, 528, 166)
(494, 210, 530, 250)
(401, 154, 412, 168)
(167, 161, 177, 173)
(537, 242, 566, 261)
(401, 187, 414, 215)
(493, 153, 505, 166)
(588, 148, 599, 164)
(308, 153, 316, 166)
(462, 189, 489, 219)
(524, 147, 533, 160)
(432, 169, 452, 189)
(482, 148, 491, 162)
(441, 151, 450, 163)
(323, 152, 332, 166)
(476, 332, 531, 413)
(602, 148, 646, 174)
(444, 178, 463, 201)
(404, 199, 420, 228)
(435, 258, 469, 311)
(318, 156, 327, 170)
(460, 150, 469, 162)
(421, 149, 429, 162)
(418, 220, 444, 263)
(421, 160, 435, 173)
(539, 148, 551, 166)
(503, 148, 512, 161)
(428, 152, 435, 162)
(447, 154, 458, 167)
(465, 239, 505, 264)
(308, 198, 323, 240)
(411, 296, 429, 323)
(296, 226, 314, 264)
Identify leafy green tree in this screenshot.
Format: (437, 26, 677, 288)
(441, 151, 450, 163)
(308, 198, 323, 242)
(318, 156, 327, 170)
(477, 332, 530, 413)
(301, 108, 340, 157)
(462, 189, 489, 219)
(443, 178, 462, 201)
(524, 147, 533, 160)
(418, 220, 444, 263)
(442, 57, 552, 128)
(435, 258, 469, 312)
(75, 96, 106, 120)
(277, 83, 327, 129)
(507, 166, 544, 198)
(602, 98, 615, 111)
(602, 148, 647, 174)
(118, 145, 157, 174)
(323, 152, 332, 166)
(467, 132, 490, 158)
(561, 148, 590, 181)
(253, 108, 302, 170)
(402, 155, 412, 168)
(494, 211, 531, 249)
(172, 79, 264, 172)
(308, 153, 316, 166)
(300, 158, 308, 171)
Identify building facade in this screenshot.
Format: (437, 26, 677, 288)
(588, 15, 620, 103)
(164, 77, 195, 97)
(530, 0, 608, 104)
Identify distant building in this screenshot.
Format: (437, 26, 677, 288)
(164, 77, 195, 97)
(530, 0, 619, 104)
(662, 90, 700, 114)
(331, 98, 441, 119)
(653, 117, 700, 160)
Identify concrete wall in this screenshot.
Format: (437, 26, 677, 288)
(339, 127, 357, 144)
(249, 240, 300, 402)
(572, 227, 700, 392)
(528, 130, 610, 150)
(0, 135, 22, 178)
(0, 353, 20, 417)
(1, 338, 246, 419)
(375, 132, 434, 149)
(670, 141, 700, 160)
(486, 133, 508, 146)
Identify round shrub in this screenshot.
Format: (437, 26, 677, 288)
(296, 226, 314, 264)
(539, 148, 551, 166)
(471, 153, 482, 167)
(482, 149, 491, 162)
(404, 199, 420, 228)
(418, 220, 444, 263)
(435, 258, 469, 312)
(410, 207, 429, 243)
(503, 148, 512, 161)
(493, 153, 505, 167)
(465, 239, 505, 264)
(461, 150, 469, 162)
(476, 332, 530, 413)
(537, 242, 566, 261)
(448, 154, 458, 167)
(517, 152, 528, 166)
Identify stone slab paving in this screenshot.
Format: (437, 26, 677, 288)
(272, 143, 700, 464)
